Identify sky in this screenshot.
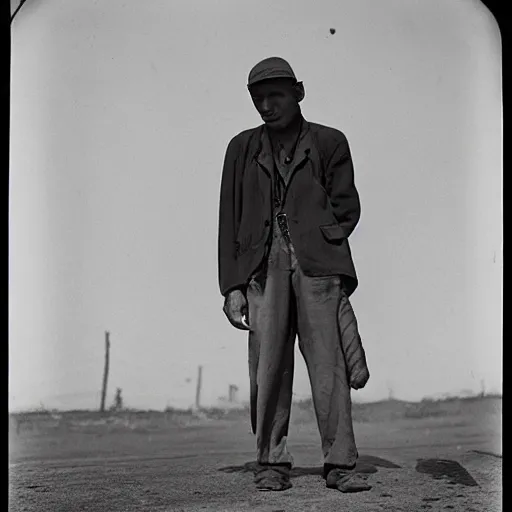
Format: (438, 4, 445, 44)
(9, 0, 502, 412)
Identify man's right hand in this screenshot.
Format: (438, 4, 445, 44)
(223, 289, 250, 331)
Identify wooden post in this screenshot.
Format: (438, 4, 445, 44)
(195, 365, 202, 410)
(100, 331, 110, 412)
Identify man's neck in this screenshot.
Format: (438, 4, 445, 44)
(267, 113, 303, 150)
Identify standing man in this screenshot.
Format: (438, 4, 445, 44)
(218, 57, 370, 493)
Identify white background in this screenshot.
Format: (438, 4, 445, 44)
(9, 0, 502, 411)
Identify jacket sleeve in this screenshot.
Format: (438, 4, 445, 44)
(218, 136, 243, 297)
(324, 133, 361, 239)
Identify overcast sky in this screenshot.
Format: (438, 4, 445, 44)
(9, 0, 502, 412)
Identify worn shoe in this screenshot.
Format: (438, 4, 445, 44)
(254, 464, 292, 491)
(325, 468, 372, 492)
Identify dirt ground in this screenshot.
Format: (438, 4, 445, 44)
(9, 398, 502, 512)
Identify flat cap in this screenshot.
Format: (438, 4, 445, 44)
(247, 57, 297, 87)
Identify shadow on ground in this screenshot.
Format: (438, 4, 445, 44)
(218, 454, 401, 478)
(416, 458, 479, 486)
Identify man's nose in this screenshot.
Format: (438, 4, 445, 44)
(260, 98, 272, 114)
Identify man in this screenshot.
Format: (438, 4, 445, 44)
(218, 56, 371, 493)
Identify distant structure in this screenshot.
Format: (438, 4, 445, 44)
(387, 381, 395, 400)
(100, 331, 111, 413)
(216, 384, 241, 410)
(480, 379, 486, 397)
(195, 366, 203, 410)
(111, 388, 124, 411)
(228, 384, 239, 403)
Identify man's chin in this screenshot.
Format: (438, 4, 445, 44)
(264, 119, 287, 131)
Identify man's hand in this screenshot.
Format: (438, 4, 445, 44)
(223, 289, 250, 331)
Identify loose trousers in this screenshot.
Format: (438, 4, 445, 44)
(247, 219, 359, 469)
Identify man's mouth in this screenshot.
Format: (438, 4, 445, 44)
(262, 114, 280, 123)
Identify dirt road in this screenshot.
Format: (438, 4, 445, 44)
(9, 404, 501, 511)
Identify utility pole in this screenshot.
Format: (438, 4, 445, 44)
(100, 331, 110, 413)
(195, 365, 202, 410)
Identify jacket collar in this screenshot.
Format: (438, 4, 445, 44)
(253, 118, 312, 175)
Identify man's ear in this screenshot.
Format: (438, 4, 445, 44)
(294, 81, 305, 103)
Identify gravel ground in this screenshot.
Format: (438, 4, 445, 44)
(9, 405, 501, 511)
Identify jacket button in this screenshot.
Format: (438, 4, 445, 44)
(264, 220, 270, 227)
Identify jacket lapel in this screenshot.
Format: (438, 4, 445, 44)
(281, 121, 312, 196)
(290, 121, 312, 171)
(254, 126, 274, 177)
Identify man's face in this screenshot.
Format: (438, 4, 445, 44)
(249, 78, 303, 131)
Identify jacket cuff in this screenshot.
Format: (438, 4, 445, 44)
(222, 284, 247, 298)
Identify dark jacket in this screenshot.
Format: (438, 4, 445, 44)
(218, 119, 361, 297)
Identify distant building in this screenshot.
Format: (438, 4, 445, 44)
(228, 384, 238, 403)
(216, 384, 242, 410)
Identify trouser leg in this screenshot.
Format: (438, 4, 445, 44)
(247, 267, 296, 466)
(293, 268, 358, 471)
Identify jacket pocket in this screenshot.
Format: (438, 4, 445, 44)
(320, 223, 346, 241)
